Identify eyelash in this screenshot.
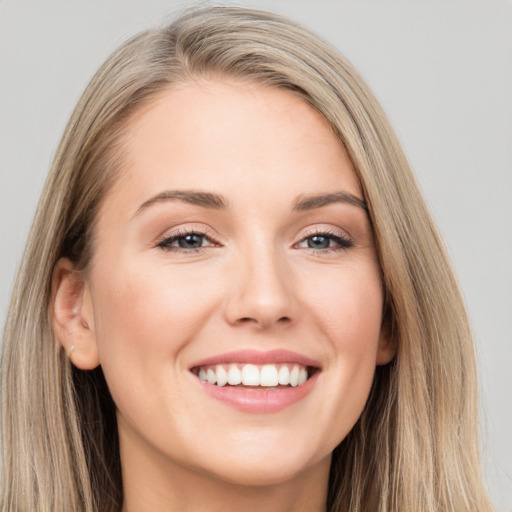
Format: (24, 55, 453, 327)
(156, 228, 354, 254)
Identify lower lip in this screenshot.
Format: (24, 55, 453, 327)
(194, 372, 319, 413)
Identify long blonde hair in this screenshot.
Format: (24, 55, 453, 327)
(1, 6, 493, 511)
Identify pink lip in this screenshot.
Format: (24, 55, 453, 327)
(190, 349, 321, 369)
(190, 349, 321, 414)
(195, 372, 319, 413)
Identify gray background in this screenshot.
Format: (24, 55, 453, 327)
(1, 0, 511, 509)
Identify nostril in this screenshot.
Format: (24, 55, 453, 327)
(235, 315, 292, 327)
(237, 317, 267, 326)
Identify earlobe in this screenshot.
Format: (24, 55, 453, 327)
(376, 317, 396, 366)
(51, 258, 100, 370)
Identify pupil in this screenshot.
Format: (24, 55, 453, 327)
(178, 234, 202, 248)
(308, 236, 329, 249)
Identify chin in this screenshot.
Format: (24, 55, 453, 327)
(188, 441, 331, 488)
(201, 457, 324, 488)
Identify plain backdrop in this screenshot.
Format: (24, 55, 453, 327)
(1, 0, 511, 509)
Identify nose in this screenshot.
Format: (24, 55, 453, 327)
(223, 245, 297, 329)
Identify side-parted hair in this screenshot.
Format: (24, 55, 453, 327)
(1, 7, 493, 512)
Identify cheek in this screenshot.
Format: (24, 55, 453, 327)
(331, 280, 383, 379)
(87, 258, 225, 433)
(301, 262, 384, 348)
(89, 258, 221, 367)
(298, 263, 384, 425)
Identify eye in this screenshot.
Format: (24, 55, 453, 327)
(304, 235, 332, 250)
(296, 231, 354, 252)
(157, 230, 219, 252)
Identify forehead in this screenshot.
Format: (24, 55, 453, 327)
(105, 79, 361, 215)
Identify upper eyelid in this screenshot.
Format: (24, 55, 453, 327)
(297, 225, 352, 240)
(158, 224, 217, 239)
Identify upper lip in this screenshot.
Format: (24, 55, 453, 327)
(190, 349, 322, 369)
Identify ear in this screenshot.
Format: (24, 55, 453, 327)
(51, 258, 100, 370)
(376, 315, 396, 366)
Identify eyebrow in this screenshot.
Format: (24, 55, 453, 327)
(134, 188, 368, 217)
(134, 189, 229, 216)
(292, 191, 368, 212)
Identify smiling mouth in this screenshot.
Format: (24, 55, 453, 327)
(191, 363, 318, 388)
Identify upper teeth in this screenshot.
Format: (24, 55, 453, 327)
(197, 363, 309, 387)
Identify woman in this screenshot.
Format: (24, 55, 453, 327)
(0, 6, 493, 512)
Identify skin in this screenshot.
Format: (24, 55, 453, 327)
(53, 79, 394, 512)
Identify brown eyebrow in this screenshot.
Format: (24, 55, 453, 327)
(134, 189, 229, 216)
(134, 189, 367, 218)
(292, 191, 368, 212)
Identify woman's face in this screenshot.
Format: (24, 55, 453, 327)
(79, 79, 392, 488)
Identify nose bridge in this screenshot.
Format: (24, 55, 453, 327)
(223, 234, 295, 328)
